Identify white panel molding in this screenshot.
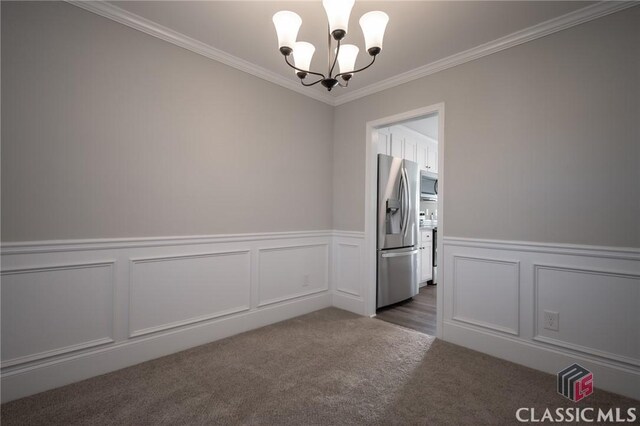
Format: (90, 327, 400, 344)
(65, 1, 637, 108)
(65, 1, 335, 105)
(0, 231, 336, 402)
(331, 233, 366, 315)
(128, 250, 251, 338)
(257, 243, 329, 253)
(1, 292, 331, 403)
(1, 230, 334, 255)
(1, 261, 116, 368)
(335, 289, 361, 298)
(532, 263, 640, 368)
(331, 230, 366, 239)
(5, 231, 637, 401)
(444, 236, 640, 261)
(333, 1, 638, 105)
(534, 336, 640, 370)
(451, 255, 520, 336)
(1, 338, 115, 370)
(0, 261, 115, 275)
(442, 236, 640, 400)
(332, 291, 365, 315)
(334, 242, 362, 297)
(257, 243, 330, 307)
(257, 287, 329, 308)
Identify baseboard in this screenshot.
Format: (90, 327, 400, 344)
(332, 291, 365, 316)
(443, 320, 640, 400)
(1, 292, 331, 402)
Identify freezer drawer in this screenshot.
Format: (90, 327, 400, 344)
(377, 248, 419, 308)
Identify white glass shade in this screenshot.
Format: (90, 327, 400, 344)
(272, 11, 302, 50)
(322, 0, 355, 36)
(336, 44, 359, 74)
(359, 11, 389, 53)
(293, 42, 315, 72)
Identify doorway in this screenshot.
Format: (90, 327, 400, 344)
(363, 104, 444, 337)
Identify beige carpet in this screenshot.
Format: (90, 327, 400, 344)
(2, 308, 637, 425)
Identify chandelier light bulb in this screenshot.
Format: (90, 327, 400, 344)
(293, 42, 316, 78)
(273, 11, 302, 55)
(336, 44, 359, 78)
(359, 11, 389, 56)
(322, 0, 355, 40)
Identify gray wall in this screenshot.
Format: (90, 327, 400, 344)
(333, 7, 640, 248)
(1, 1, 333, 241)
(3, 3, 639, 248)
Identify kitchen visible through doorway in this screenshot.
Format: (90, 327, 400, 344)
(373, 112, 440, 336)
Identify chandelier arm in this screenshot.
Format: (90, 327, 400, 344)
(329, 39, 341, 78)
(284, 55, 325, 79)
(335, 55, 377, 79)
(300, 77, 324, 87)
(327, 25, 331, 76)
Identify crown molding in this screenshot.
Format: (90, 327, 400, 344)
(66, 0, 336, 106)
(67, 1, 636, 108)
(332, 1, 638, 106)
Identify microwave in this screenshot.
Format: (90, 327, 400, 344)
(420, 171, 438, 201)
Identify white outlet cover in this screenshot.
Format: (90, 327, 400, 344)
(543, 310, 559, 331)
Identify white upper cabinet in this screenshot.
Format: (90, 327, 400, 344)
(377, 128, 391, 155)
(379, 127, 403, 158)
(390, 134, 403, 158)
(426, 142, 438, 173)
(417, 144, 428, 171)
(377, 126, 438, 174)
(403, 136, 417, 163)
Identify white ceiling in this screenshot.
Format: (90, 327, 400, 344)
(403, 116, 438, 141)
(108, 1, 595, 100)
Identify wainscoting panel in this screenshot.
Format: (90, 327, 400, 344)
(129, 251, 251, 337)
(534, 264, 640, 366)
(1, 262, 115, 367)
(334, 243, 362, 297)
(0, 231, 333, 402)
(258, 244, 329, 307)
(442, 237, 640, 400)
(331, 232, 366, 315)
(3, 232, 638, 402)
(452, 255, 520, 335)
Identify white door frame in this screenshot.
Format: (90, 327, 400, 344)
(364, 103, 445, 338)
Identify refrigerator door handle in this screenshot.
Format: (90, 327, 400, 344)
(401, 167, 410, 238)
(381, 249, 419, 258)
(398, 169, 405, 233)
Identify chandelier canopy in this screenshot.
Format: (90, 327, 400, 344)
(272, 0, 389, 92)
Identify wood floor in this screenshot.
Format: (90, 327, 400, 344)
(375, 285, 437, 335)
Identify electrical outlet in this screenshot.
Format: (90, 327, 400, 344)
(543, 311, 559, 331)
(302, 274, 310, 287)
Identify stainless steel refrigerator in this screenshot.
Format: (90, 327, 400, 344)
(377, 154, 419, 308)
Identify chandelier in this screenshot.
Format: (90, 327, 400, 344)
(272, 0, 389, 92)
